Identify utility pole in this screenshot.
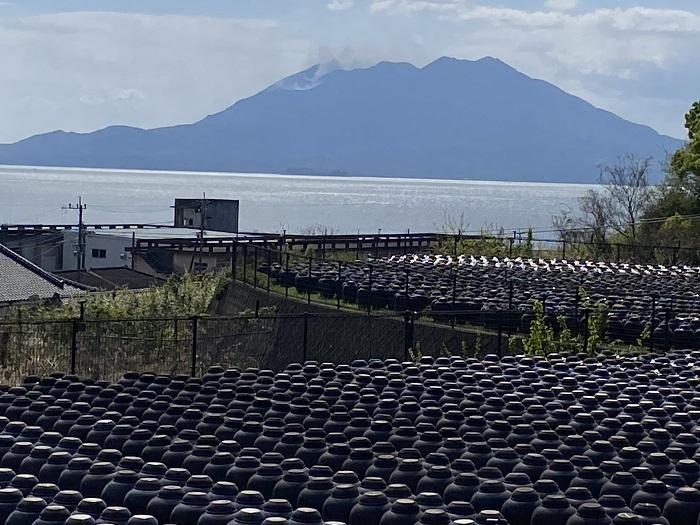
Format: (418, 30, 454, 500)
(198, 192, 206, 273)
(63, 197, 86, 283)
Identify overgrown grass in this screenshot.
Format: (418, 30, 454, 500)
(7, 271, 231, 322)
(0, 270, 243, 384)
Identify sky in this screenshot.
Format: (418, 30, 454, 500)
(0, 0, 698, 143)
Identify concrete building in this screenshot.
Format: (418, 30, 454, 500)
(173, 198, 239, 233)
(61, 227, 241, 275)
(0, 198, 241, 274)
(0, 230, 65, 272)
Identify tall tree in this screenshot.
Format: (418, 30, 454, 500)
(639, 101, 700, 262)
(557, 155, 654, 247)
(670, 101, 700, 180)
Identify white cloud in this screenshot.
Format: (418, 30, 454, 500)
(544, 0, 578, 11)
(0, 3, 697, 144)
(0, 11, 314, 143)
(369, 1, 700, 137)
(328, 0, 355, 10)
(109, 88, 146, 102)
(370, 1, 460, 15)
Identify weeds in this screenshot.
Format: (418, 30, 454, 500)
(523, 301, 555, 356)
(557, 315, 575, 353)
(408, 342, 423, 363)
(473, 333, 483, 357)
(6, 271, 230, 322)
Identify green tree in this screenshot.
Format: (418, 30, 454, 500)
(551, 102, 700, 264)
(639, 101, 700, 262)
(670, 101, 700, 179)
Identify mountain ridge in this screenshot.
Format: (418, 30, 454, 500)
(0, 56, 682, 183)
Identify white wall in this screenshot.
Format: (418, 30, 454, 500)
(62, 231, 132, 270)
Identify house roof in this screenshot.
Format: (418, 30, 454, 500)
(53, 267, 166, 290)
(0, 243, 88, 304)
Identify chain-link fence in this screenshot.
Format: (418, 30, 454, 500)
(2, 300, 696, 385)
(0, 309, 535, 384)
(229, 243, 700, 356)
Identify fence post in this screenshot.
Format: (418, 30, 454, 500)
(497, 311, 503, 356)
(405, 267, 410, 312)
(368, 265, 373, 313)
(451, 271, 457, 328)
(451, 272, 457, 308)
(303, 312, 309, 363)
(190, 316, 198, 377)
(673, 242, 680, 266)
(231, 242, 238, 281)
(307, 252, 312, 305)
(337, 261, 343, 310)
(267, 249, 272, 293)
(404, 310, 414, 362)
(242, 244, 248, 284)
(285, 252, 290, 298)
(650, 295, 656, 353)
(70, 319, 78, 375)
(583, 310, 590, 354)
(508, 280, 514, 310)
(616, 244, 621, 263)
(253, 246, 258, 289)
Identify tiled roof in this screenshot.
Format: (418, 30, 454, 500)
(0, 243, 87, 304)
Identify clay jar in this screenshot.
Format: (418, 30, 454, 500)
(379, 498, 420, 525)
(500, 487, 541, 525)
(322, 483, 360, 524)
(529, 495, 575, 525)
(566, 502, 613, 525)
(661, 486, 700, 525)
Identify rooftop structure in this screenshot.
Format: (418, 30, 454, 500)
(173, 198, 239, 233)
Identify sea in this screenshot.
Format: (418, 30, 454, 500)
(0, 165, 594, 235)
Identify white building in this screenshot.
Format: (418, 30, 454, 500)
(62, 227, 242, 274)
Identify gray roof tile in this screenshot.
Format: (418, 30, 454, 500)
(0, 243, 86, 304)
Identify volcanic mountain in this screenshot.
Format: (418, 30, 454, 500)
(0, 56, 682, 183)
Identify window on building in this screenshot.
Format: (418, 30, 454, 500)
(92, 249, 106, 259)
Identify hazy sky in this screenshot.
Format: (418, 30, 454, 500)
(1, 0, 697, 143)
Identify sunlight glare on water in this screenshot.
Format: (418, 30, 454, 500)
(0, 166, 593, 234)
